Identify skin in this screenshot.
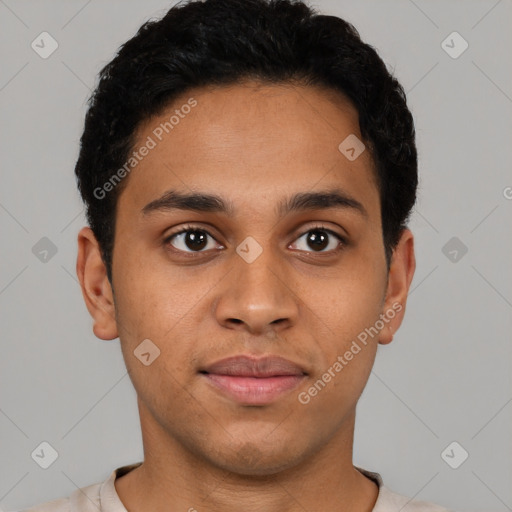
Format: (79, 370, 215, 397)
(77, 80, 415, 512)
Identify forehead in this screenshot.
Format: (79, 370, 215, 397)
(117, 81, 379, 222)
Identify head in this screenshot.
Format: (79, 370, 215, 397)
(76, 0, 416, 475)
(76, 0, 417, 283)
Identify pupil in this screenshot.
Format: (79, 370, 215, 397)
(186, 231, 207, 251)
(309, 231, 328, 251)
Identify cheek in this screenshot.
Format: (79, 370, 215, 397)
(113, 246, 209, 342)
(112, 250, 217, 400)
(297, 254, 385, 401)
(305, 259, 386, 344)
(297, 344, 377, 438)
(113, 272, 202, 418)
(298, 273, 384, 413)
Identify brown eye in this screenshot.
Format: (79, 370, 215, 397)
(291, 228, 345, 253)
(165, 227, 219, 253)
(305, 231, 329, 251)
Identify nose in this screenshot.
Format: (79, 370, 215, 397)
(213, 244, 299, 337)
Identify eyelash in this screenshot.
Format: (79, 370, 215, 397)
(163, 223, 347, 257)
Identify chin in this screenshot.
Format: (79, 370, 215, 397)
(208, 439, 308, 477)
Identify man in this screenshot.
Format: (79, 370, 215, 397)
(24, 0, 451, 510)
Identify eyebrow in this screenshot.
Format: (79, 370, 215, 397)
(141, 188, 368, 219)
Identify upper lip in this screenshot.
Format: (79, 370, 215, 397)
(201, 355, 307, 377)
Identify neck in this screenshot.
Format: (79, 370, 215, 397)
(115, 404, 379, 512)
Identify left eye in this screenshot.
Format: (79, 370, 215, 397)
(290, 228, 344, 253)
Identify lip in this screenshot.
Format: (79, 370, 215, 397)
(200, 355, 307, 405)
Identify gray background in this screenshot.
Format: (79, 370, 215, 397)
(1, 0, 511, 510)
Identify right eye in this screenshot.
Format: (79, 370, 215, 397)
(164, 225, 224, 254)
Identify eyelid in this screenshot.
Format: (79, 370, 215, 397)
(290, 222, 347, 243)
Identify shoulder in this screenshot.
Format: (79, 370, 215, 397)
(17, 463, 141, 512)
(19, 497, 70, 512)
(377, 485, 453, 512)
(18, 481, 102, 512)
(356, 467, 453, 512)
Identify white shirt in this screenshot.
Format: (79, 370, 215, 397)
(19, 462, 452, 512)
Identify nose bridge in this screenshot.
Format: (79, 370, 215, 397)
(214, 237, 298, 333)
(239, 242, 283, 297)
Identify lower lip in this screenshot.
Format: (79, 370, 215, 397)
(202, 374, 306, 405)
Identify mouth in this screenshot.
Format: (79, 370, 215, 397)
(199, 355, 308, 406)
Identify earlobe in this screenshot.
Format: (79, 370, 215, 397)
(378, 229, 416, 345)
(76, 226, 118, 341)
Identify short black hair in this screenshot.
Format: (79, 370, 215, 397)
(75, 0, 417, 284)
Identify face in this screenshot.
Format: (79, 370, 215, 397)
(78, 81, 415, 476)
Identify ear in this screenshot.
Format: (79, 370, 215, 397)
(76, 226, 118, 340)
(378, 228, 416, 345)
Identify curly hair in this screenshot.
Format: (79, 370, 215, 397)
(75, 0, 417, 283)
